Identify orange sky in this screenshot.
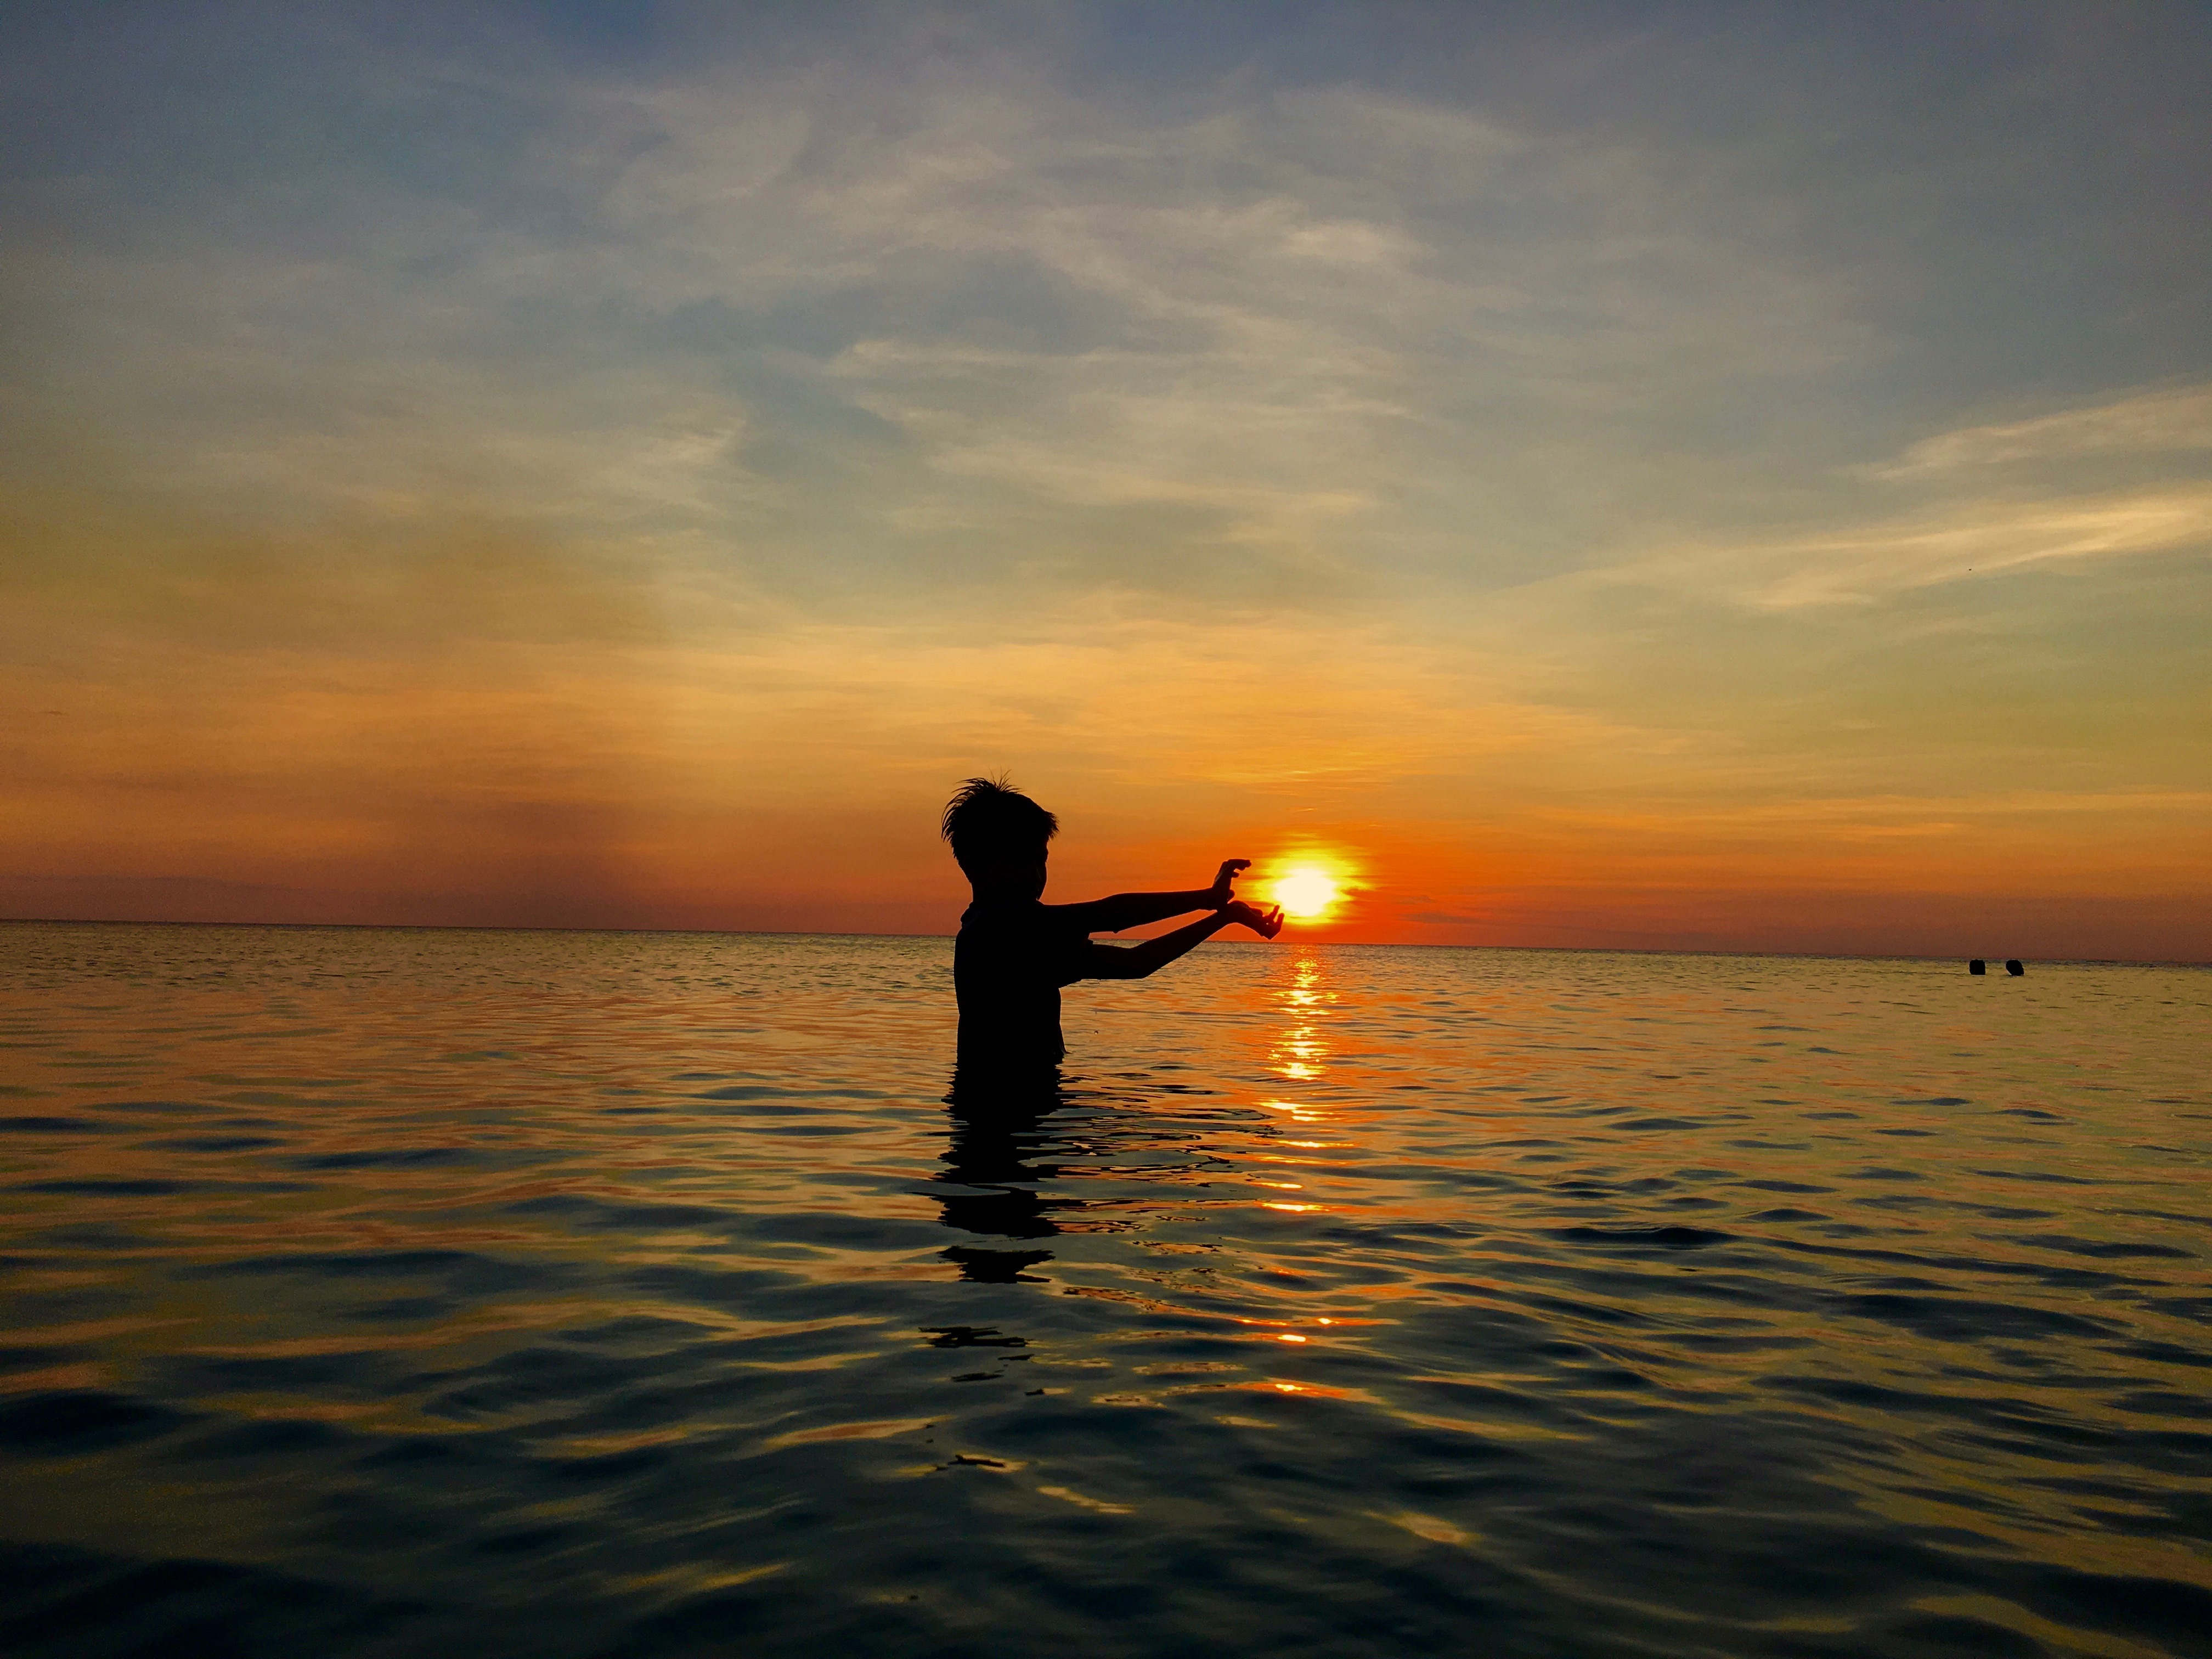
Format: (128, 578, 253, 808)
(3, 7, 2208, 960)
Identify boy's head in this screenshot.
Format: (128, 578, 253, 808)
(943, 776, 1056, 898)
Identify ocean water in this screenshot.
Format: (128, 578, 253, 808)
(2, 923, 2207, 1659)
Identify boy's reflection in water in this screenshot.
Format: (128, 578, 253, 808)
(936, 1065, 1071, 1283)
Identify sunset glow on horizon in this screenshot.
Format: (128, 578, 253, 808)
(2, 5, 2207, 960)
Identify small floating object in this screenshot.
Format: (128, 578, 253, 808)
(1968, 958, 1987, 975)
(2006, 959, 2024, 976)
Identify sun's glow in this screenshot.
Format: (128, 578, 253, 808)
(1272, 867, 1341, 918)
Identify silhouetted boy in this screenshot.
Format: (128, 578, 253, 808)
(943, 777, 1282, 1072)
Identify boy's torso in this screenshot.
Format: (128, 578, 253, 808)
(953, 900, 1094, 1066)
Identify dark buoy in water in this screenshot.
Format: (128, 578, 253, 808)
(2006, 959, 2024, 976)
(1969, 958, 1987, 975)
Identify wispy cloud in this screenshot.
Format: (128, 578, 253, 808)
(1624, 485, 2212, 610)
(1878, 384, 2212, 476)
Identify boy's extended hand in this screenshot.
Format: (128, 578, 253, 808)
(1221, 899, 1284, 939)
(1208, 859, 1251, 909)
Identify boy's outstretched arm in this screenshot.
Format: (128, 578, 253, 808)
(1084, 899, 1283, 980)
(1052, 861, 1252, 933)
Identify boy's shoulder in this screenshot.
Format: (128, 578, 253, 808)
(960, 898, 1086, 940)
(957, 898, 1005, 938)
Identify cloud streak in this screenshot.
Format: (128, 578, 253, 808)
(1878, 383, 2212, 476)
(1624, 485, 2212, 611)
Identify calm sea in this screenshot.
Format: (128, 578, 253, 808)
(2, 922, 2207, 1658)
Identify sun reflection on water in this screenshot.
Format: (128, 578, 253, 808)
(1267, 950, 1337, 1083)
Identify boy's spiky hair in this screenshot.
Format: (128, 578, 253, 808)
(941, 775, 1058, 873)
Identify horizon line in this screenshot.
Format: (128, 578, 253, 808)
(1, 915, 2202, 970)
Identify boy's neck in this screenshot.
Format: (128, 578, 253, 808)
(964, 856, 1048, 906)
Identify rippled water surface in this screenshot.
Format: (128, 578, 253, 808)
(3, 923, 2208, 1658)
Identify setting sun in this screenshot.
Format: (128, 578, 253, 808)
(1272, 868, 1341, 920)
